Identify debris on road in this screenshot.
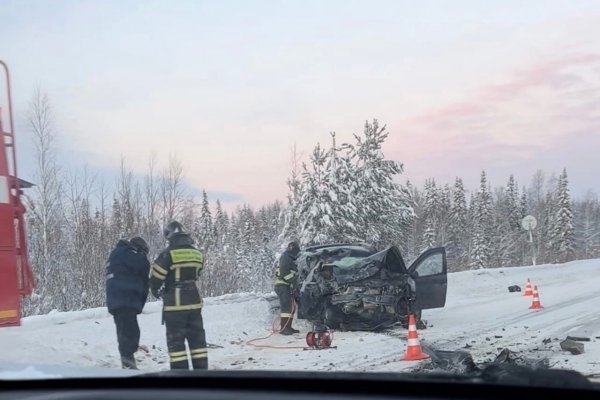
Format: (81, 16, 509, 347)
(492, 348, 548, 368)
(566, 336, 591, 342)
(508, 285, 521, 292)
(425, 348, 478, 374)
(560, 339, 585, 355)
(416, 347, 549, 375)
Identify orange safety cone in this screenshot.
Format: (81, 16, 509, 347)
(529, 285, 544, 310)
(523, 278, 533, 296)
(401, 314, 430, 361)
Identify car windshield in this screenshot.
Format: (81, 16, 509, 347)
(1, 0, 599, 390)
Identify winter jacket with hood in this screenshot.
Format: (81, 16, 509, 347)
(105, 239, 151, 315)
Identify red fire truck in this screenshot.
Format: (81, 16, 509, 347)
(0, 60, 35, 327)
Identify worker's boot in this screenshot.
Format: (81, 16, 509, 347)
(280, 317, 299, 335)
(121, 355, 138, 370)
(287, 318, 300, 334)
(279, 317, 292, 335)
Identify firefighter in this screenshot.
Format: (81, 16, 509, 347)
(105, 236, 151, 370)
(150, 221, 208, 370)
(274, 241, 301, 335)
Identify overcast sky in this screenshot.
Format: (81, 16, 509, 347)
(2, 0, 599, 209)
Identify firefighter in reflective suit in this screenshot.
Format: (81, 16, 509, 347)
(150, 221, 208, 370)
(274, 241, 301, 335)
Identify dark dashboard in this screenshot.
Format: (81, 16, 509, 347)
(1, 368, 597, 400)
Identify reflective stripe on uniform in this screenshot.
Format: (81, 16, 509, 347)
(151, 269, 166, 280)
(171, 262, 202, 281)
(280, 313, 291, 318)
(172, 262, 202, 268)
(151, 264, 168, 280)
(274, 279, 289, 286)
(169, 350, 188, 357)
(163, 302, 204, 312)
(191, 348, 208, 359)
(153, 264, 169, 275)
(191, 347, 207, 354)
(170, 249, 204, 264)
(283, 271, 297, 281)
(175, 288, 181, 307)
(169, 355, 189, 363)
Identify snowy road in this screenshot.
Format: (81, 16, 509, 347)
(1, 259, 600, 378)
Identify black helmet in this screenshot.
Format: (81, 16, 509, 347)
(163, 220, 184, 239)
(130, 236, 149, 255)
(287, 240, 301, 256)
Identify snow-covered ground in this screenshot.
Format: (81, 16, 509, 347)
(1, 259, 600, 379)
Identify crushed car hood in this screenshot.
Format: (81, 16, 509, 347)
(329, 246, 408, 284)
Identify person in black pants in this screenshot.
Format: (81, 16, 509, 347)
(274, 241, 301, 335)
(105, 237, 151, 369)
(150, 221, 208, 370)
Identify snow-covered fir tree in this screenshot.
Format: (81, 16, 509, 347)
(448, 177, 469, 269)
(549, 168, 575, 263)
(470, 171, 492, 269)
(197, 190, 213, 250)
(347, 120, 414, 247)
(296, 143, 338, 245)
(422, 179, 439, 249)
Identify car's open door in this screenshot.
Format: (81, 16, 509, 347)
(408, 247, 448, 309)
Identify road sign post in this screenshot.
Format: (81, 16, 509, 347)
(521, 215, 538, 266)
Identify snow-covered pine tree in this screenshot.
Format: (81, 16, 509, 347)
(543, 188, 557, 264)
(574, 193, 600, 259)
(438, 184, 452, 246)
(469, 171, 492, 269)
(233, 205, 259, 291)
(490, 175, 523, 267)
(197, 190, 213, 249)
(347, 120, 413, 248)
(296, 143, 337, 245)
(422, 179, 439, 249)
(517, 189, 530, 265)
(448, 177, 469, 270)
(404, 181, 422, 262)
(255, 203, 284, 291)
(549, 168, 576, 263)
(325, 132, 361, 242)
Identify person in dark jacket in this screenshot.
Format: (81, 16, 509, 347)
(150, 221, 207, 370)
(105, 236, 151, 370)
(274, 241, 301, 335)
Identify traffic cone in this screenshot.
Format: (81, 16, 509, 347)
(523, 278, 533, 296)
(529, 285, 544, 310)
(401, 314, 430, 361)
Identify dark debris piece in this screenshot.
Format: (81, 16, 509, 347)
(560, 339, 584, 355)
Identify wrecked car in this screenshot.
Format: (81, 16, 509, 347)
(295, 244, 448, 331)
